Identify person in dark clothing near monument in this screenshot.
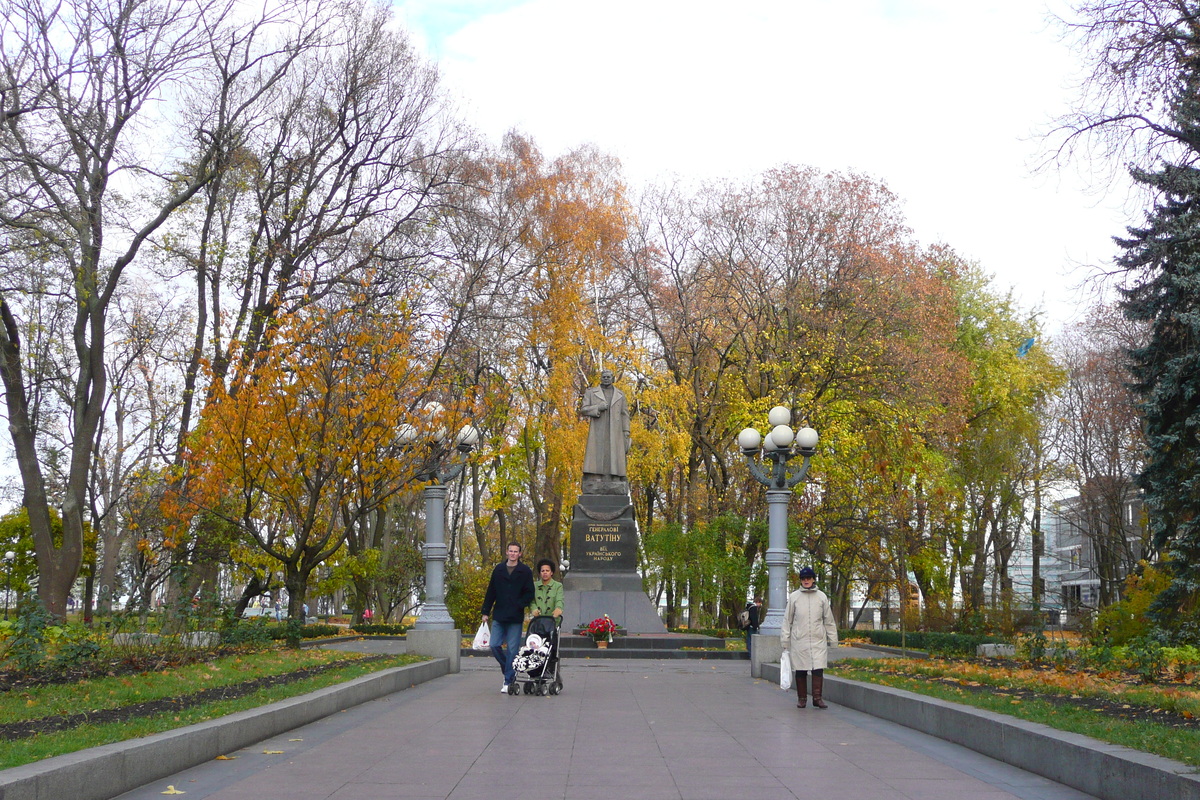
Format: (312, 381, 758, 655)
(481, 542, 534, 694)
(743, 597, 762, 652)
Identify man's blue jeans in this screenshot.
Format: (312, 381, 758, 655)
(490, 620, 524, 685)
(745, 627, 759, 653)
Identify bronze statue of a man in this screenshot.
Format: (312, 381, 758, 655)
(580, 369, 630, 492)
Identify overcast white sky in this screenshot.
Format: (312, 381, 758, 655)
(394, 0, 1135, 331)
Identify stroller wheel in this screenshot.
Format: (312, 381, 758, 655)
(548, 682, 559, 695)
(522, 683, 532, 695)
(535, 683, 546, 696)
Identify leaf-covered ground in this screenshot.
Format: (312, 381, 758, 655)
(835, 656, 1200, 730)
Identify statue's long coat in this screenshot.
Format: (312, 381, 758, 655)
(581, 385, 630, 478)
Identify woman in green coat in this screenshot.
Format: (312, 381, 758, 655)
(531, 559, 564, 626)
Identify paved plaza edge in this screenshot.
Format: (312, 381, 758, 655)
(760, 662, 1200, 800)
(0, 659, 447, 800)
(2, 656, 1197, 800)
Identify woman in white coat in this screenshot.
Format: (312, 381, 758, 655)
(781, 566, 839, 708)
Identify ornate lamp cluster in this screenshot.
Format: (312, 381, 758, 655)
(738, 405, 819, 490)
(396, 402, 480, 485)
(737, 406, 820, 641)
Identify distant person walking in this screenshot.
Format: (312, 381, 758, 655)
(481, 542, 534, 694)
(743, 597, 762, 652)
(781, 567, 838, 709)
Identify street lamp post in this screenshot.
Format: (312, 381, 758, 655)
(3, 550, 15, 621)
(738, 406, 819, 639)
(402, 415, 479, 631)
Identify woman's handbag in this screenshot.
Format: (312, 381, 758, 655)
(779, 650, 793, 690)
(472, 621, 491, 650)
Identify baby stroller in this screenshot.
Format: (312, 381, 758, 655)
(510, 615, 563, 697)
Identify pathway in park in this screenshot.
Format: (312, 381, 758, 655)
(111, 644, 1096, 800)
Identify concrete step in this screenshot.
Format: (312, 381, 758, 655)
(462, 647, 746, 660)
(462, 632, 745, 660)
(559, 647, 747, 660)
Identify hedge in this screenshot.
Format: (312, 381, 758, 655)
(350, 623, 408, 636)
(840, 628, 1008, 656)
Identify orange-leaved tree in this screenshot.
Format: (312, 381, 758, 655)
(166, 300, 459, 620)
(472, 135, 637, 568)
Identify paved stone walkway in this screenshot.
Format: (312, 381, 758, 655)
(111, 650, 1096, 800)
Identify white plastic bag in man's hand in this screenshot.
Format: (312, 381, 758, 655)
(472, 621, 491, 650)
(779, 650, 792, 690)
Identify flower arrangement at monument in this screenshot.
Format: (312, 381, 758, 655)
(586, 614, 617, 644)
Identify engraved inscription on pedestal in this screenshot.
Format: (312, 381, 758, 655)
(583, 523, 621, 564)
(570, 510, 638, 573)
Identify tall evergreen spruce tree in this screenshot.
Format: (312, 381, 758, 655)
(1117, 73, 1200, 635)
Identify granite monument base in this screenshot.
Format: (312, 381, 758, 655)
(562, 571, 666, 634)
(564, 492, 666, 634)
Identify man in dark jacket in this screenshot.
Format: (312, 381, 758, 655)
(481, 541, 535, 694)
(744, 597, 762, 652)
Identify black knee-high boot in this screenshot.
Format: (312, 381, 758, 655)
(795, 670, 807, 708)
(812, 669, 827, 709)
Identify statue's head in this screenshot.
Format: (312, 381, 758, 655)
(600, 369, 614, 386)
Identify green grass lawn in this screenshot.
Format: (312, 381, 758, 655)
(0, 649, 423, 770)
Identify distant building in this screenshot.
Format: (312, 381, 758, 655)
(1043, 491, 1147, 625)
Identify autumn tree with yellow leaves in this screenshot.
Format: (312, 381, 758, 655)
(166, 301, 457, 620)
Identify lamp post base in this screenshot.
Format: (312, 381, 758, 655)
(413, 602, 455, 630)
(406, 628, 461, 673)
(751, 633, 781, 679)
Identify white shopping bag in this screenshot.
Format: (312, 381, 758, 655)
(779, 651, 792, 690)
(472, 621, 491, 651)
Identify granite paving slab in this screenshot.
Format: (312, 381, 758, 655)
(106, 656, 1097, 800)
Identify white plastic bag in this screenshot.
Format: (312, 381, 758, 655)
(472, 621, 491, 651)
(779, 650, 792, 690)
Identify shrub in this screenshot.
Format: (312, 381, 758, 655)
(1021, 627, 1048, 663)
(351, 623, 406, 635)
(667, 627, 737, 638)
(2, 597, 54, 671)
(446, 562, 491, 631)
(840, 628, 1008, 656)
(0, 598, 102, 673)
(1092, 562, 1169, 646)
(1125, 631, 1170, 683)
(220, 617, 275, 647)
(52, 624, 102, 669)
(1077, 637, 1117, 669)
(295, 624, 341, 638)
(1163, 645, 1200, 681)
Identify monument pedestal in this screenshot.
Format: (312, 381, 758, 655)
(562, 492, 666, 634)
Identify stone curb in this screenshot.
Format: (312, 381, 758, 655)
(0, 658, 448, 800)
(761, 662, 1200, 800)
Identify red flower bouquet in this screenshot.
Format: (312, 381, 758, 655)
(586, 614, 617, 642)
